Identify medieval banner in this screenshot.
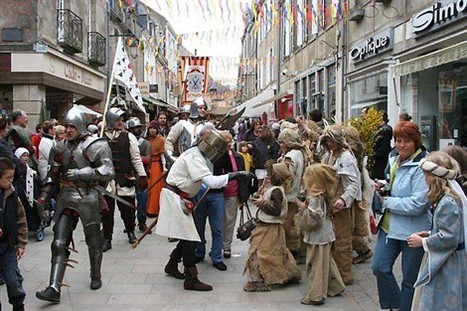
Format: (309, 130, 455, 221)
(181, 56, 210, 104)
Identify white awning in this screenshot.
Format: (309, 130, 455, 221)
(392, 40, 467, 77)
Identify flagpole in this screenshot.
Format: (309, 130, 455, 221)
(100, 37, 121, 137)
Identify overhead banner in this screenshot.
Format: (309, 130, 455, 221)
(181, 56, 210, 104)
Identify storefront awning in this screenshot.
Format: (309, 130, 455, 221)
(256, 91, 293, 108)
(392, 40, 467, 77)
(142, 96, 178, 113)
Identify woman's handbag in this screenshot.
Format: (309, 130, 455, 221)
(236, 202, 256, 241)
(297, 196, 325, 232)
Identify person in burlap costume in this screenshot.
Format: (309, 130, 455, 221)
(320, 125, 362, 285)
(276, 128, 308, 262)
(244, 162, 301, 292)
(297, 163, 345, 305)
(342, 125, 374, 264)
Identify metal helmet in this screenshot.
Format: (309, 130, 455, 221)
(105, 107, 126, 129)
(126, 117, 143, 130)
(63, 106, 90, 136)
(196, 125, 228, 163)
(180, 104, 191, 115)
(190, 97, 208, 119)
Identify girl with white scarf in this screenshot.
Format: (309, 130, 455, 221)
(407, 151, 467, 311)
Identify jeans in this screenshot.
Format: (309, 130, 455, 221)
(0, 246, 26, 308)
(193, 188, 225, 265)
(136, 189, 148, 224)
(371, 231, 424, 311)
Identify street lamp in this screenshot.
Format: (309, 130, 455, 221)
(128, 38, 139, 59)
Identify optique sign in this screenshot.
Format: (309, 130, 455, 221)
(350, 28, 393, 62)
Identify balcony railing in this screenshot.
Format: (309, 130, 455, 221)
(88, 32, 106, 67)
(57, 9, 83, 54)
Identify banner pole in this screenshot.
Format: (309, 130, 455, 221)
(100, 37, 121, 137)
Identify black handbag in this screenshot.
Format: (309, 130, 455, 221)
(236, 202, 256, 241)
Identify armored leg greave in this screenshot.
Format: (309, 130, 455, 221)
(49, 213, 75, 292)
(83, 224, 103, 279)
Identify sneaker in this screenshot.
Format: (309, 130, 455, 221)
(213, 262, 227, 271)
(223, 250, 231, 259)
(36, 286, 60, 303)
(353, 249, 373, 264)
(138, 223, 152, 234)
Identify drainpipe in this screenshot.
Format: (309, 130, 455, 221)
(275, 0, 283, 121)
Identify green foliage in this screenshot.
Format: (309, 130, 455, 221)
(346, 108, 383, 170)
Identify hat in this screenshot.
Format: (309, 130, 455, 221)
(147, 120, 159, 129)
(277, 128, 302, 149)
(15, 147, 29, 159)
(271, 162, 292, 182)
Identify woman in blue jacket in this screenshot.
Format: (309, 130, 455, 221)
(371, 121, 431, 311)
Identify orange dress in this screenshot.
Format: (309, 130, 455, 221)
(147, 135, 166, 217)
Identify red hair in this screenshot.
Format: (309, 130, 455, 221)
(393, 121, 422, 148)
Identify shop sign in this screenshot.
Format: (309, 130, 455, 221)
(412, 0, 467, 36)
(350, 28, 393, 62)
(139, 81, 150, 96)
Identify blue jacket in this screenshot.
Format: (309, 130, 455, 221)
(383, 149, 431, 241)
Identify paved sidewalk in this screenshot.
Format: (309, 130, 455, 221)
(1, 216, 397, 310)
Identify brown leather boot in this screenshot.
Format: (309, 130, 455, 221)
(183, 266, 213, 291)
(164, 248, 185, 279)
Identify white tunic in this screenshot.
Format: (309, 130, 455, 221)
(155, 147, 227, 241)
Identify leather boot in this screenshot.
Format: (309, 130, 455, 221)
(90, 277, 102, 290)
(127, 231, 137, 244)
(102, 238, 112, 252)
(183, 266, 213, 291)
(164, 248, 185, 279)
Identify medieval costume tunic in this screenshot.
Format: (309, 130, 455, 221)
(156, 147, 226, 241)
(321, 149, 361, 285)
(244, 185, 301, 290)
(147, 131, 166, 217)
(411, 194, 467, 311)
(299, 164, 345, 305)
(277, 129, 306, 256)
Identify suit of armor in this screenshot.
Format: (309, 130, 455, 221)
(36, 108, 114, 303)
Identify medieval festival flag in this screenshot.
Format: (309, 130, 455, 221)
(181, 56, 210, 104)
(113, 37, 146, 113)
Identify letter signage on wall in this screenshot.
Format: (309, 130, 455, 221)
(350, 28, 394, 63)
(412, 0, 467, 36)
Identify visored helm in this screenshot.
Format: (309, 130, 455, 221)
(105, 107, 127, 129)
(196, 126, 228, 163)
(126, 117, 142, 130)
(64, 106, 91, 136)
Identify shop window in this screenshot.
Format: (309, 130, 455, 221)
(401, 61, 467, 150)
(349, 72, 388, 118)
(308, 72, 316, 113)
(327, 64, 336, 119)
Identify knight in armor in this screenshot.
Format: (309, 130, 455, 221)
(101, 107, 148, 251)
(126, 117, 151, 232)
(35, 106, 115, 303)
(155, 124, 253, 291)
(165, 97, 209, 158)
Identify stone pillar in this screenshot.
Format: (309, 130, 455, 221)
(13, 84, 46, 134)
